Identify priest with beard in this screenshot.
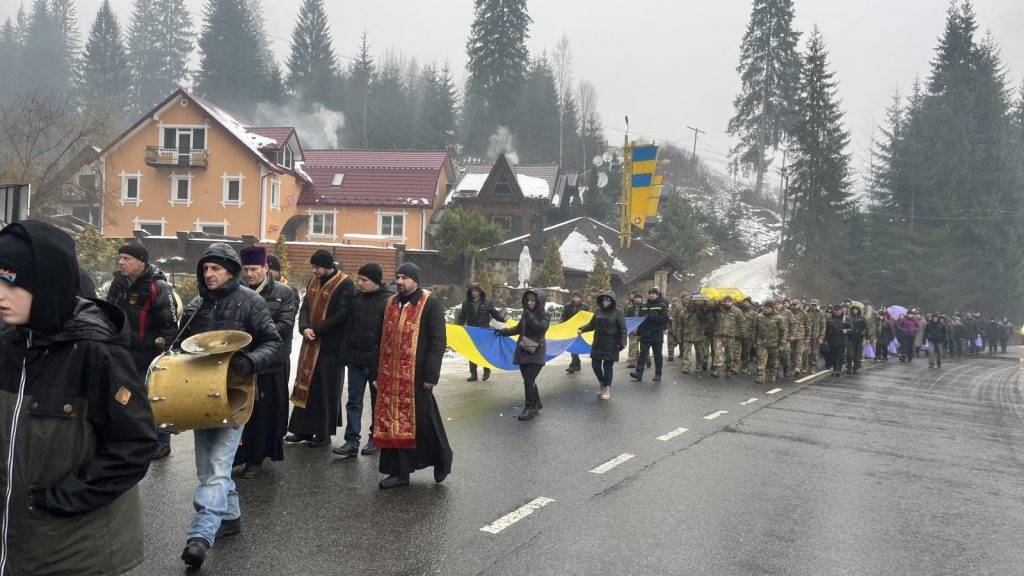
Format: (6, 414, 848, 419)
(287, 250, 355, 447)
(234, 246, 299, 478)
(376, 262, 454, 489)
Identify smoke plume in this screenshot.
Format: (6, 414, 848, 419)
(487, 126, 519, 165)
(254, 100, 345, 149)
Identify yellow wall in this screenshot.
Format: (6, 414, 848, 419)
(102, 97, 300, 239)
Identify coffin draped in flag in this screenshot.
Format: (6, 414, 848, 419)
(446, 311, 646, 371)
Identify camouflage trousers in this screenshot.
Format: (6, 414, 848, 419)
(804, 339, 822, 373)
(712, 336, 741, 372)
(666, 330, 678, 359)
(756, 345, 780, 384)
(740, 338, 754, 372)
(680, 340, 705, 372)
(790, 339, 806, 374)
(627, 334, 640, 367)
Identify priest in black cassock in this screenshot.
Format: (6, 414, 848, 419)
(375, 262, 454, 489)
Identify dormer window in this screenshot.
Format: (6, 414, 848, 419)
(279, 146, 294, 169)
(331, 173, 344, 186)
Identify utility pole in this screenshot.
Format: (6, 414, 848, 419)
(776, 147, 789, 269)
(620, 116, 632, 249)
(686, 125, 706, 162)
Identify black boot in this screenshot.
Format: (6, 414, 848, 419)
(181, 538, 210, 568)
(216, 517, 242, 539)
(379, 474, 410, 489)
(482, 368, 491, 381)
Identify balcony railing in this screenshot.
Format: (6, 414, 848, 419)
(145, 146, 209, 169)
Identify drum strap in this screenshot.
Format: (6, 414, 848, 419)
(138, 280, 158, 341)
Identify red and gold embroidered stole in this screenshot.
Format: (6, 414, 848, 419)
(290, 271, 347, 409)
(374, 292, 428, 449)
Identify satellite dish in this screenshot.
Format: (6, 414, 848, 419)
(602, 151, 613, 163)
(597, 172, 609, 189)
(592, 155, 604, 167)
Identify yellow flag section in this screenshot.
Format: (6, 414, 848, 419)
(498, 310, 597, 341)
(628, 145, 662, 229)
(445, 312, 598, 372)
(699, 287, 747, 302)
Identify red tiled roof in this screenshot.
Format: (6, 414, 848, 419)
(299, 166, 439, 207)
(245, 127, 295, 150)
(303, 149, 449, 171)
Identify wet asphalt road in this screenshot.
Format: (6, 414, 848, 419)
(129, 350, 1024, 575)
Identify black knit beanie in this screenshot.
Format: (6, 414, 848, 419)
(395, 262, 421, 284)
(310, 249, 336, 269)
(118, 242, 149, 263)
(357, 262, 383, 286)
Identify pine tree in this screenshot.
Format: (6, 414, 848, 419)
(78, 0, 130, 113)
(247, 0, 285, 104)
(431, 206, 505, 285)
(783, 27, 854, 298)
(727, 0, 802, 195)
(645, 193, 708, 273)
(21, 0, 63, 90)
(0, 19, 21, 103)
(366, 53, 416, 148)
(196, 0, 270, 114)
(345, 32, 375, 148)
(514, 55, 560, 163)
(286, 0, 341, 102)
(534, 237, 565, 288)
(50, 0, 80, 92)
(463, 0, 532, 155)
(126, 0, 193, 115)
(560, 92, 583, 171)
(583, 258, 611, 301)
(416, 62, 459, 152)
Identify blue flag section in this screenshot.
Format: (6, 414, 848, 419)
(446, 316, 647, 372)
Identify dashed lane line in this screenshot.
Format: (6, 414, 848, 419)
(703, 410, 728, 420)
(766, 388, 784, 395)
(796, 369, 832, 383)
(589, 453, 635, 474)
(480, 497, 555, 534)
(656, 427, 689, 441)
(740, 398, 758, 405)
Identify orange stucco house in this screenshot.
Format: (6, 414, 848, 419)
(99, 89, 453, 250)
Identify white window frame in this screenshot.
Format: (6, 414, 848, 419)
(281, 146, 294, 169)
(133, 217, 166, 237)
(221, 173, 244, 207)
(159, 124, 208, 151)
(331, 173, 344, 186)
(120, 171, 142, 205)
(195, 219, 229, 236)
(378, 211, 406, 238)
(169, 173, 192, 206)
(269, 178, 281, 209)
(309, 210, 336, 239)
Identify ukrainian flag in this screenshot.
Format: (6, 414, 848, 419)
(446, 312, 646, 372)
(629, 145, 661, 228)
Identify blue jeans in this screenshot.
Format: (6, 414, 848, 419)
(157, 431, 171, 446)
(344, 365, 376, 444)
(188, 426, 244, 545)
(592, 358, 615, 387)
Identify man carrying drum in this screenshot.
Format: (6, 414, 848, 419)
(176, 243, 282, 569)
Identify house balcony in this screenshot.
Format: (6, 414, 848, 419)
(145, 146, 209, 169)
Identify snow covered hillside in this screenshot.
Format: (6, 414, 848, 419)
(701, 252, 781, 302)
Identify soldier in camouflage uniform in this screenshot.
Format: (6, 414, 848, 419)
(754, 299, 787, 385)
(803, 299, 827, 373)
(776, 299, 794, 378)
(666, 297, 680, 361)
(624, 290, 645, 369)
(788, 299, 809, 376)
(673, 299, 707, 374)
(739, 298, 758, 374)
(711, 295, 743, 377)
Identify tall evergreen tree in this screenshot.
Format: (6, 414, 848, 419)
(286, 0, 341, 102)
(21, 0, 63, 90)
(126, 0, 193, 114)
(416, 62, 459, 152)
(560, 91, 584, 171)
(345, 32, 375, 147)
(783, 27, 853, 298)
(247, 0, 284, 103)
(50, 0, 80, 92)
(514, 55, 560, 163)
(196, 0, 272, 114)
(462, 0, 532, 155)
(0, 19, 21, 103)
(366, 53, 416, 148)
(78, 0, 130, 113)
(727, 0, 802, 196)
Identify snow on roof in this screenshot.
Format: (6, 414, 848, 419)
(448, 172, 552, 204)
(517, 174, 550, 199)
(559, 230, 627, 273)
(196, 97, 278, 162)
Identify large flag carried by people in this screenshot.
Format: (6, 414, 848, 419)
(446, 311, 646, 371)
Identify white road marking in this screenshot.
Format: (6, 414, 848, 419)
(795, 369, 832, 383)
(703, 410, 728, 420)
(740, 398, 758, 405)
(480, 497, 555, 534)
(766, 388, 783, 395)
(656, 427, 689, 441)
(589, 453, 635, 474)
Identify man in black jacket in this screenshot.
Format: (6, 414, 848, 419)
(178, 243, 282, 568)
(925, 313, 948, 369)
(845, 304, 867, 374)
(0, 221, 157, 575)
(562, 290, 588, 373)
(631, 286, 670, 382)
(106, 241, 179, 459)
(457, 283, 507, 381)
(334, 263, 392, 458)
(234, 246, 299, 479)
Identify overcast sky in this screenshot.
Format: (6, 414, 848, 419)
(6, 0, 1023, 189)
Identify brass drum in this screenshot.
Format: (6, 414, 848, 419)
(146, 348, 256, 433)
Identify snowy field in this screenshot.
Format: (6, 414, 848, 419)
(701, 251, 780, 302)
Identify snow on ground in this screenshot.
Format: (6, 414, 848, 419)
(701, 251, 780, 302)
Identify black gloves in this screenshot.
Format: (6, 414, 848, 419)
(230, 354, 255, 376)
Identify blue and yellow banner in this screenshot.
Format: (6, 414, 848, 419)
(446, 311, 647, 372)
(628, 144, 661, 229)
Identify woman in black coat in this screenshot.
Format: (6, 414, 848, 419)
(498, 289, 550, 420)
(578, 291, 627, 400)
